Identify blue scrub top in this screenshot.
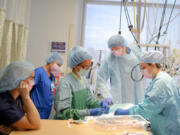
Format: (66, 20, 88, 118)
(30, 66, 55, 111)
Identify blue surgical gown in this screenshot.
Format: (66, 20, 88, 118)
(30, 67, 55, 119)
(96, 44, 144, 104)
(130, 72, 180, 135)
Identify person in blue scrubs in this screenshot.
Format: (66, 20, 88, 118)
(30, 52, 64, 119)
(114, 51, 180, 135)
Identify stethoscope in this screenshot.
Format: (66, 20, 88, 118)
(131, 64, 144, 82)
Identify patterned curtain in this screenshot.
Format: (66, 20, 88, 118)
(0, 20, 13, 69)
(0, 0, 30, 69)
(10, 23, 29, 62)
(0, 8, 5, 49)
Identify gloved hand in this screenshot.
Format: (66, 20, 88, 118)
(104, 98, 114, 105)
(100, 101, 109, 114)
(88, 108, 104, 116)
(114, 108, 130, 115)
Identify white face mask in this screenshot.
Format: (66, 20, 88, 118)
(51, 63, 60, 73)
(112, 49, 123, 57)
(77, 68, 90, 77)
(142, 69, 153, 78)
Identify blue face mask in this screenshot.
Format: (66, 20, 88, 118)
(77, 68, 90, 77)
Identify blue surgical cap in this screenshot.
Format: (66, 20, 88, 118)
(140, 51, 164, 63)
(68, 46, 92, 69)
(0, 61, 35, 93)
(108, 34, 131, 54)
(108, 34, 127, 48)
(46, 52, 64, 65)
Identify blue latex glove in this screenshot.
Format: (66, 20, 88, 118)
(88, 108, 104, 116)
(114, 108, 130, 115)
(104, 98, 114, 105)
(100, 101, 109, 114)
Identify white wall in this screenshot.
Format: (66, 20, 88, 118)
(74, 0, 84, 45)
(26, 0, 83, 71)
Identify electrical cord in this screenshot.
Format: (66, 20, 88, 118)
(148, 0, 176, 45)
(122, 0, 139, 44)
(119, 0, 123, 34)
(155, 0, 168, 49)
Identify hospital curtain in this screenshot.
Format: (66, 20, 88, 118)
(0, 8, 5, 49)
(0, 0, 31, 70)
(0, 19, 13, 68)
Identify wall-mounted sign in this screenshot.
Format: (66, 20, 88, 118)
(51, 42, 66, 53)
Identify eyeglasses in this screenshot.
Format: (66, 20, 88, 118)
(81, 65, 91, 70)
(78, 61, 93, 70)
(56, 63, 62, 67)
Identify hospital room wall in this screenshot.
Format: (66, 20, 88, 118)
(26, 0, 84, 72)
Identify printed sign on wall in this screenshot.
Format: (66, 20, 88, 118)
(51, 42, 66, 53)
